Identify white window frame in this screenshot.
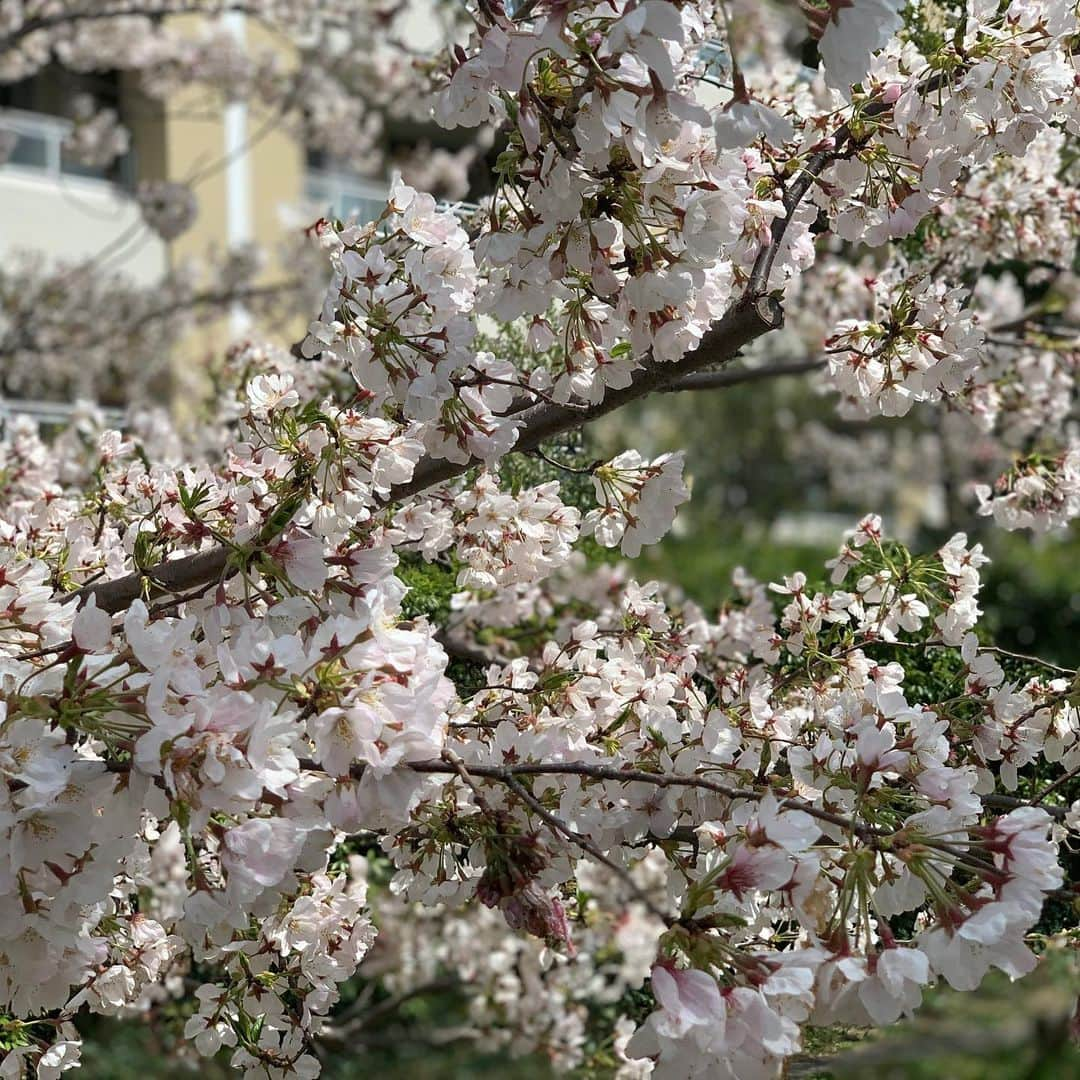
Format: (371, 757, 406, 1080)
(0, 107, 72, 178)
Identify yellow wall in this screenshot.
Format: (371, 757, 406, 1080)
(157, 14, 306, 401)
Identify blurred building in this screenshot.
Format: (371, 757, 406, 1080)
(0, 11, 445, 363)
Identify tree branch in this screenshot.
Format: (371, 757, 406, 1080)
(0, 280, 299, 361)
(980, 793, 1068, 821)
(99, 752, 1075, 873)
(75, 294, 783, 614)
(1031, 763, 1080, 808)
(663, 356, 825, 392)
(747, 72, 950, 294)
(406, 758, 885, 840)
(496, 767, 672, 922)
(321, 978, 462, 1042)
(0, 3, 263, 56)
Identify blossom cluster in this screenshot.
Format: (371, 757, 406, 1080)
(2, 349, 1077, 1080)
(824, 272, 986, 418)
(975, 447, 1080, 533)
(1, 2, 1079, 1079)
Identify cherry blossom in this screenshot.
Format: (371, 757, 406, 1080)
(0, 1, 1079, 1077)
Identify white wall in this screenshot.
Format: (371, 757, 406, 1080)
(0, 167, 167, 281)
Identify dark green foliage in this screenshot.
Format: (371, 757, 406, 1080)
(398, 554, 459, 624)
(980, 535, 1080, 667)
(637, 535, 834, 608)
(799, 950, 1080, 1079)
(866, 641, 965, 707)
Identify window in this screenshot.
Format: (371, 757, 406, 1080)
(0, 68, 135, 187)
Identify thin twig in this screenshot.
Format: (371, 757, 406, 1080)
(530, 447, 598, 475)
(497, 769, 672, 923)
(320, 978, 461, 1042)
(981, 794, 1068, 821)
(1030, 763, 1080, 808)
(663, 356, 826, 392)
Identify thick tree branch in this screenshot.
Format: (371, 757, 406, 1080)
(77, 546, 235, 615)
(75, 294, 783, 614)
(395, 295, 783, 498)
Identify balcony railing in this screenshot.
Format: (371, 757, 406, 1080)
(0, 397, 125, 430)
(305, 168, 480, 226)
(0, 107, 134, 187)
(304, 169, 389, 225)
